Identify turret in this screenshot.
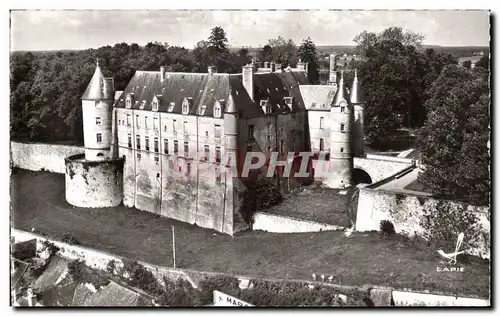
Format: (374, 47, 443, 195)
(350, 69, 366, 157)
(326, 71, 353, 188)
(81, 60, 115, 161)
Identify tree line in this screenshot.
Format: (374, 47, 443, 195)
(10, 26, 319, 143)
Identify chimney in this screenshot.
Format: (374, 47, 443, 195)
(208, 66, 213, 76)
(264, 61, 269, 68)
(160, 66, 166, 82)
(242, 64, 254, 101)
(27, 287, 33, 307)
(270, 62, 276, 72)
(329, 53, 337, 85)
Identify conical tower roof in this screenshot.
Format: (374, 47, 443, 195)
(349, 69, 366, 104)
(225, 94, 238, 114)
(331, 71, 351, 107)
(82, 60, 114, 100)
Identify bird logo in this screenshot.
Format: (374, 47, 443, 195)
(437, 232, 465, 265)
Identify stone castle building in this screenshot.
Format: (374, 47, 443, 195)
(65, 55, 367, 235)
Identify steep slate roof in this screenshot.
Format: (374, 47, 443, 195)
(299, 85, 337, 111)
(331, 72, 352, 107)
(33, 256, 70, 292)
(82, 280, 148, 307)
(252, 71, 309, 113)
(114, 71, 262, 118)
(82, 63, 114, 100)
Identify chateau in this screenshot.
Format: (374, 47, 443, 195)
(64, 54, 367, 235)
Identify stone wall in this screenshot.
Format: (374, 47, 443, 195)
(253, 212, 344, 233)
(10, 141, 84, 174)
(65, 154, 124, 208)
(355, 188, 490, 259)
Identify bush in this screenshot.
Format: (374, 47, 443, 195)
(158, 277, 200, 306)
(420, 200, 481, 249)
(122, 260, 163, 296)
(68, 260, 110, 289)
(62, 233, 80, 245)
(379, 220, 396, 236)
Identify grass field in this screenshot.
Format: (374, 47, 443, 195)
(10, 170, 490, 298)
(262, 185, 354, 227)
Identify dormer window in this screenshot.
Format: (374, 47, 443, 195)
(168, 102, 175, 112)
(126, 94, 134, 109)
(260, 100, 271, 114)
(214, 102, 222, 118)
(152, 95, 161, 112)
(182, 98, 190, 115)
(200, 105, 207, 116)
(140, 100, 146, 110)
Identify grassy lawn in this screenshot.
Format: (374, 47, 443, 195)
(262, 185, 353, 227)
(10, 170, 490, 299)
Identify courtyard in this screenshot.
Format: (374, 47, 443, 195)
(10, 170, 490, 299)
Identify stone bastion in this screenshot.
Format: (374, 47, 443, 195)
(64, 154, 124, 208)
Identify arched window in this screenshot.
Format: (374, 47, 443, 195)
(97, 153, 104, 157)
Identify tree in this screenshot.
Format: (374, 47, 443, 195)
(354, 27, 424, 57)
(475, 55, 489, 70)
(418, 65, 489, 205)
(259, 45, 273, 62)
(462, 60, 472, 69)
(296, 37, 320, 84)
(265, 36, 298, 66)
(208, 26, 229, 53)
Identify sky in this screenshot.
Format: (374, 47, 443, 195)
(10, 10, 490, 51)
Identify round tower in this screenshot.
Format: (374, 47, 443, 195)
(350, 69, 366, 157)
(223, 94, 239, 174)
(64, 60, 124, 208)
(81, 60, 115, 161)
(326, 71, 353, 189)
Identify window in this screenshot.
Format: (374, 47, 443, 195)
(144, 116, 148, 129)
(340, 106, 345, 113)
(145, 136, 150, 151)
(215, 147, 221, 163)
(126, 99, 132, 108)
(183, 121, 188, 135)
(184, 142, 189, 158)
(319, 138, 324, 151)
(187, 163, 191, 175)
(205, 131, 209, 137)
(182, 102, 189, 114)
(320, 117, 325, 129)
(164, 139, 169, 154)
(154, 137, 159, 153)
(266, 104, 272, 114)
(154, 156, 159, 165)
(340, 123, 345, 133)
(280, 140, 284, 153)
(126, 114, 131, 126)
(96, 133, 102, 143)
(173, 120, 177, 134)
(128, 134, 132, 148)
(267, 146, 272, 156)
(174, 141, 178, 154)
(214, 105, 220, 118)
(140, 100, 146, 110)
(153, 117, 158, 130)
(136, 115, 140, 128)
(96, 117, 102, 125)
(279, 127, 284, 134)
(340, 147, 344, 153)
(200, 105, 207, 116)
(248, 125, 255, 140)
(137, 153, 141, 160)
(168, 102, 175, 112)
(156, 172, 160, 178)
(215, 124, 221, 138)
(152, 98, 159, 111)
(204, 145, 210, 160)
